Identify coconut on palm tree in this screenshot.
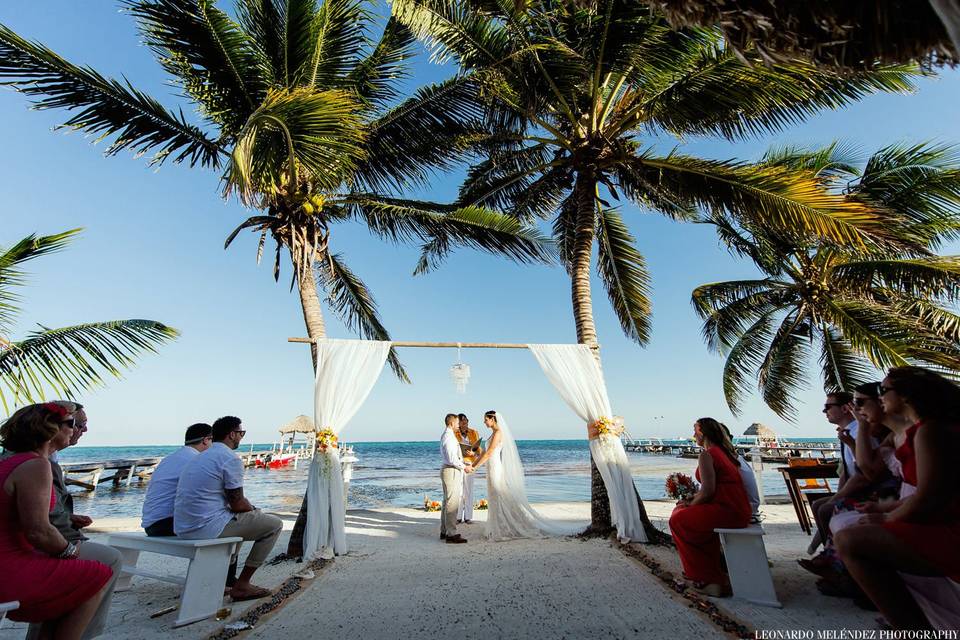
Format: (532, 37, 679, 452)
(693, 142, 960, 419)
(391, 0, 924, 539)
(0, 0, 554, 555)
(0, 229, 178, 412)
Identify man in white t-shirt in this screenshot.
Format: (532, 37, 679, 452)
(174, 416, 282, 601)
(141, 423, 212, 536)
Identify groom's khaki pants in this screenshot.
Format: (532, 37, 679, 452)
(441, 466, 463, 537)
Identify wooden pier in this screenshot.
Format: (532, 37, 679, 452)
(622, 438, 840, 464)
(62, 457, 162, 491)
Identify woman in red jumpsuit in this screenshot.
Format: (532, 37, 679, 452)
(669, 417, 751, 597)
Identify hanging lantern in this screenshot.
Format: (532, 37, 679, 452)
(450, 344, 470, 394)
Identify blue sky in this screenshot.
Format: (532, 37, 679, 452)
(3, 2, 960, 446)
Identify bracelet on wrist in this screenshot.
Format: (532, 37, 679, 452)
(57, 541, 77, 559)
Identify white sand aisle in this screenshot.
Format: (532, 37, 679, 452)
(251, 505, 717, 640)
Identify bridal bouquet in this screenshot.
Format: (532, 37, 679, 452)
(475, 499, 489, 511)
(315, 428, 338, 453)
(424, 497, 441, 512)
(665, 473, 699, 502)
(590, 416, 625, 439)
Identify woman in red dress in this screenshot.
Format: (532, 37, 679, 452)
(669, 418, 751, 597)
(0, 403, 112, 639)
(835, 366, 960, 630)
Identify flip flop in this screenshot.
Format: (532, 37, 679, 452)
(230, 586, 272, 602)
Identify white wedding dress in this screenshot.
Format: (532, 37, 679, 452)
(484, 413, 577, 540)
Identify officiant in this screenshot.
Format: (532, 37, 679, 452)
(456, 414, 482, 524)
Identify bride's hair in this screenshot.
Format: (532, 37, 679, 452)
(483, 410, 497, 424)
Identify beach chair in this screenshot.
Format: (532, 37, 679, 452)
(0, 601, 18, 630)
(108, 533, 242, 627)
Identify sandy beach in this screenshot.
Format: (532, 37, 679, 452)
(0, 501, 882, 640)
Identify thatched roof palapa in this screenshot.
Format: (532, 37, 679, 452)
(653, 0, 959, 69)
(279, 415, 316, 434)
(743, 423, 777, 439)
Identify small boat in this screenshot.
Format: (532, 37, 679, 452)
(254, 452, 297, 469)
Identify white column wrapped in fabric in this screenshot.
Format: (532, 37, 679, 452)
(303, 339, 391, 559)
(528, 344, 646, 543)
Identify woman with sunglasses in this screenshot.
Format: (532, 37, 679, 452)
(0, 403, 112, 639)
(835, 367, 960, 629)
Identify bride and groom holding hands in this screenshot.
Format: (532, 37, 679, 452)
(439, 411, 570, 544)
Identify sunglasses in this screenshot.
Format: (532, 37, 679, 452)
(59, 418, 76, 429)
(879, 385, 896, 396)
(821, 403, 844, 412)
(852, 398, 871, 407)
(232, 429, 246, 437)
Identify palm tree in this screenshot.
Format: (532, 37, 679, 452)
(692, 142, 960, 420)
(1, 229, 178, 412)
(392, 0, 920, 539)
(0, 0, 554, 555)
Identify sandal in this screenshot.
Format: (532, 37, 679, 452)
(691, 583, 732, 598)
(230, 586, 272, 602)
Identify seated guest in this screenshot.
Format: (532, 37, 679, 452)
(836, 367, 960, 630)
(0, 403, 112, 639)
(141, 423, 213, 536)
(669, 417, 751, 597)
(804, 382, 900, 604)
(175, 416, 282, 601)
(720, 424, 761, 522)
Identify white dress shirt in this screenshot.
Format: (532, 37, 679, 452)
(440, 428, 464, 470)
(141, 445, 199, 528)
(174, 442, 244, 538)
(735, 455, 761, 516)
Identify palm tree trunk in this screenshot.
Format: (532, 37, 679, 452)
(569, 173, 614, 536)
(286, 269, 327, 557)
(570, 173, 668, 543)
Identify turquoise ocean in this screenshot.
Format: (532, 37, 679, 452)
(58, 439, 834, 520)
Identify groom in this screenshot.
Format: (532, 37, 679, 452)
(440, 413, 472, 543)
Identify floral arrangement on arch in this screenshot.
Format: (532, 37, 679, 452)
(665, 472, 699, 502)
(475, 499, 488, 510)
(424, 496, 441, 512)
(588, 415, 625, 440)
(315, 428, 338, 453)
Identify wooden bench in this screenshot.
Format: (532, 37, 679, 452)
(109, 532, 242, 627)
(714, 525, 781, 608)
(0, 601, 18, 630)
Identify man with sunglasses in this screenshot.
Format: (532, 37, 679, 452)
(174, 416, 282, 601)
(141, 423, 213, 536)
(18, 402, 123, 640)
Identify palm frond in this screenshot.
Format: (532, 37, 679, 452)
(819, 324, 875, 393)
(296, 0, 369, 88)
(0, 320, 178, 412)
(831, 256, 960, 301)
(319, 252, 409, 383)
(822, 299, 915, 371)
(595, 208, 651, 345)
(346, 17, 416, 108)
(720, 312, 777, 416)
(354, 74, 488, 193)
(226, 87, 366, 202)
(756, 311, 811, 421)
(692, 280, 786, 352)
(759, 141, 862, 181)
(0, 22, 222, 167)
(128, 0, 268, 134)
(632, 153, 891, 248)
(391, 0, 512, 69)
(412, 206, 556, 275)
(0, 230, 80, 334)
(628, 42, 919, 140)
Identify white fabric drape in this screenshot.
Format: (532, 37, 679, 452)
(303, 339, 391, 559)
(528, 344, 646, 543)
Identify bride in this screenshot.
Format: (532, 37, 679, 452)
(469, 410, 574, 540)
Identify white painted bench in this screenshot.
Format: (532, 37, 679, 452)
(0, 601, 18, 630)
(109, 533, 242, 627)
(714, 525, 781, 608)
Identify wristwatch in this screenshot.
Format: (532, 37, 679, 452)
(57, 541, 78, 559)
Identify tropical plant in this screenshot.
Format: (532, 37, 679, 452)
(692, 142, 960, 420)
(392, 0, 920, 539)
(0, 229, 178, 412)
(0, 0, 554, 555)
